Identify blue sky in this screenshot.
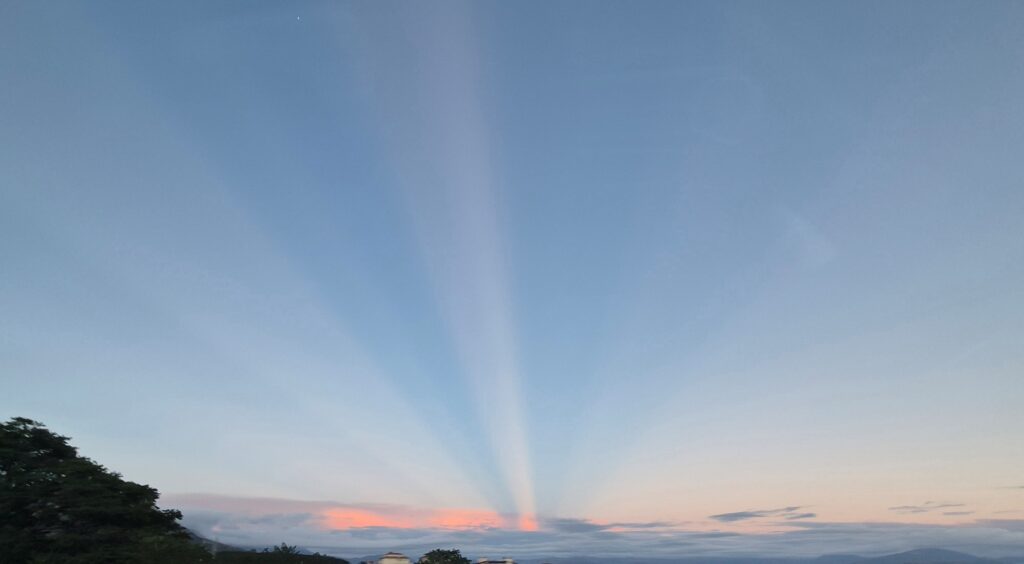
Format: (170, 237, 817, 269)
(2, 0, 1023, 557)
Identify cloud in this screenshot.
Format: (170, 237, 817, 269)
(608, 521, 678, 530)
(944, 511, 975, 516)
(888, 501, 965, 514)
(709, 507, 814, 522)
(540, 518, 677, 534)
(542, 518, 608, 534)
(977, 520, 1024, 532)
(169, 495, 1024, 560)
(781, 209, 838, 267)
(164, 493, 519, 532)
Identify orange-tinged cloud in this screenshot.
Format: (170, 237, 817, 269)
(165, 494, 536, 533)
(320, 507, 511, 531)
(322, 508, 413, 529)
(518, 513, 538, 531)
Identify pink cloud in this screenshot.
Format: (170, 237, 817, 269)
(429, 508, 507, 530)
(165, 493, 531, 532)
(321, 506, 510, 531)
(322, 508, 414, 529)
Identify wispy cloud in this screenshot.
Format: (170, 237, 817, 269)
(709, 506, 815, 523)
(888, 501, 966, 514)
(540, 518, 676, 534)
(781, 208, 837, 267)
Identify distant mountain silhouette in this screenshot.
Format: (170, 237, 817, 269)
(859, 548, 999, 563)
(188, 530, 242, 553)
(813, 555, 866, 564)
(213, 552, 348, 563)
(513, 550, 1014, 564)
(187, 530, 348, 562)
(181, 546, 1024, 564)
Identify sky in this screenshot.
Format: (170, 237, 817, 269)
(2, 0, 1023, 559)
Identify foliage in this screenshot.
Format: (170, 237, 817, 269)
(419, 548, 472, 564)
(215, 549, 348, 563)
(0, 417, 211, 563)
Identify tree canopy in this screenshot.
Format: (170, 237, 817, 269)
(0, 417, 354, 563)
(419, 548, 472, 564)
(0, 417, 211, 563)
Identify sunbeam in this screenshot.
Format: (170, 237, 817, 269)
(346, 2, 538, 527)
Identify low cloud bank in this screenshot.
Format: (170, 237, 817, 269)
(165, 495, 1024, 561)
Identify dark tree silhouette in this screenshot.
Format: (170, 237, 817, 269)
(266, 543, 301, 554)
(419, 548, 472, 564)
(217, 545, 348, 563)
(0, 417, 210, 563)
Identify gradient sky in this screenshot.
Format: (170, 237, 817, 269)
(2, 0, 1024, 558)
